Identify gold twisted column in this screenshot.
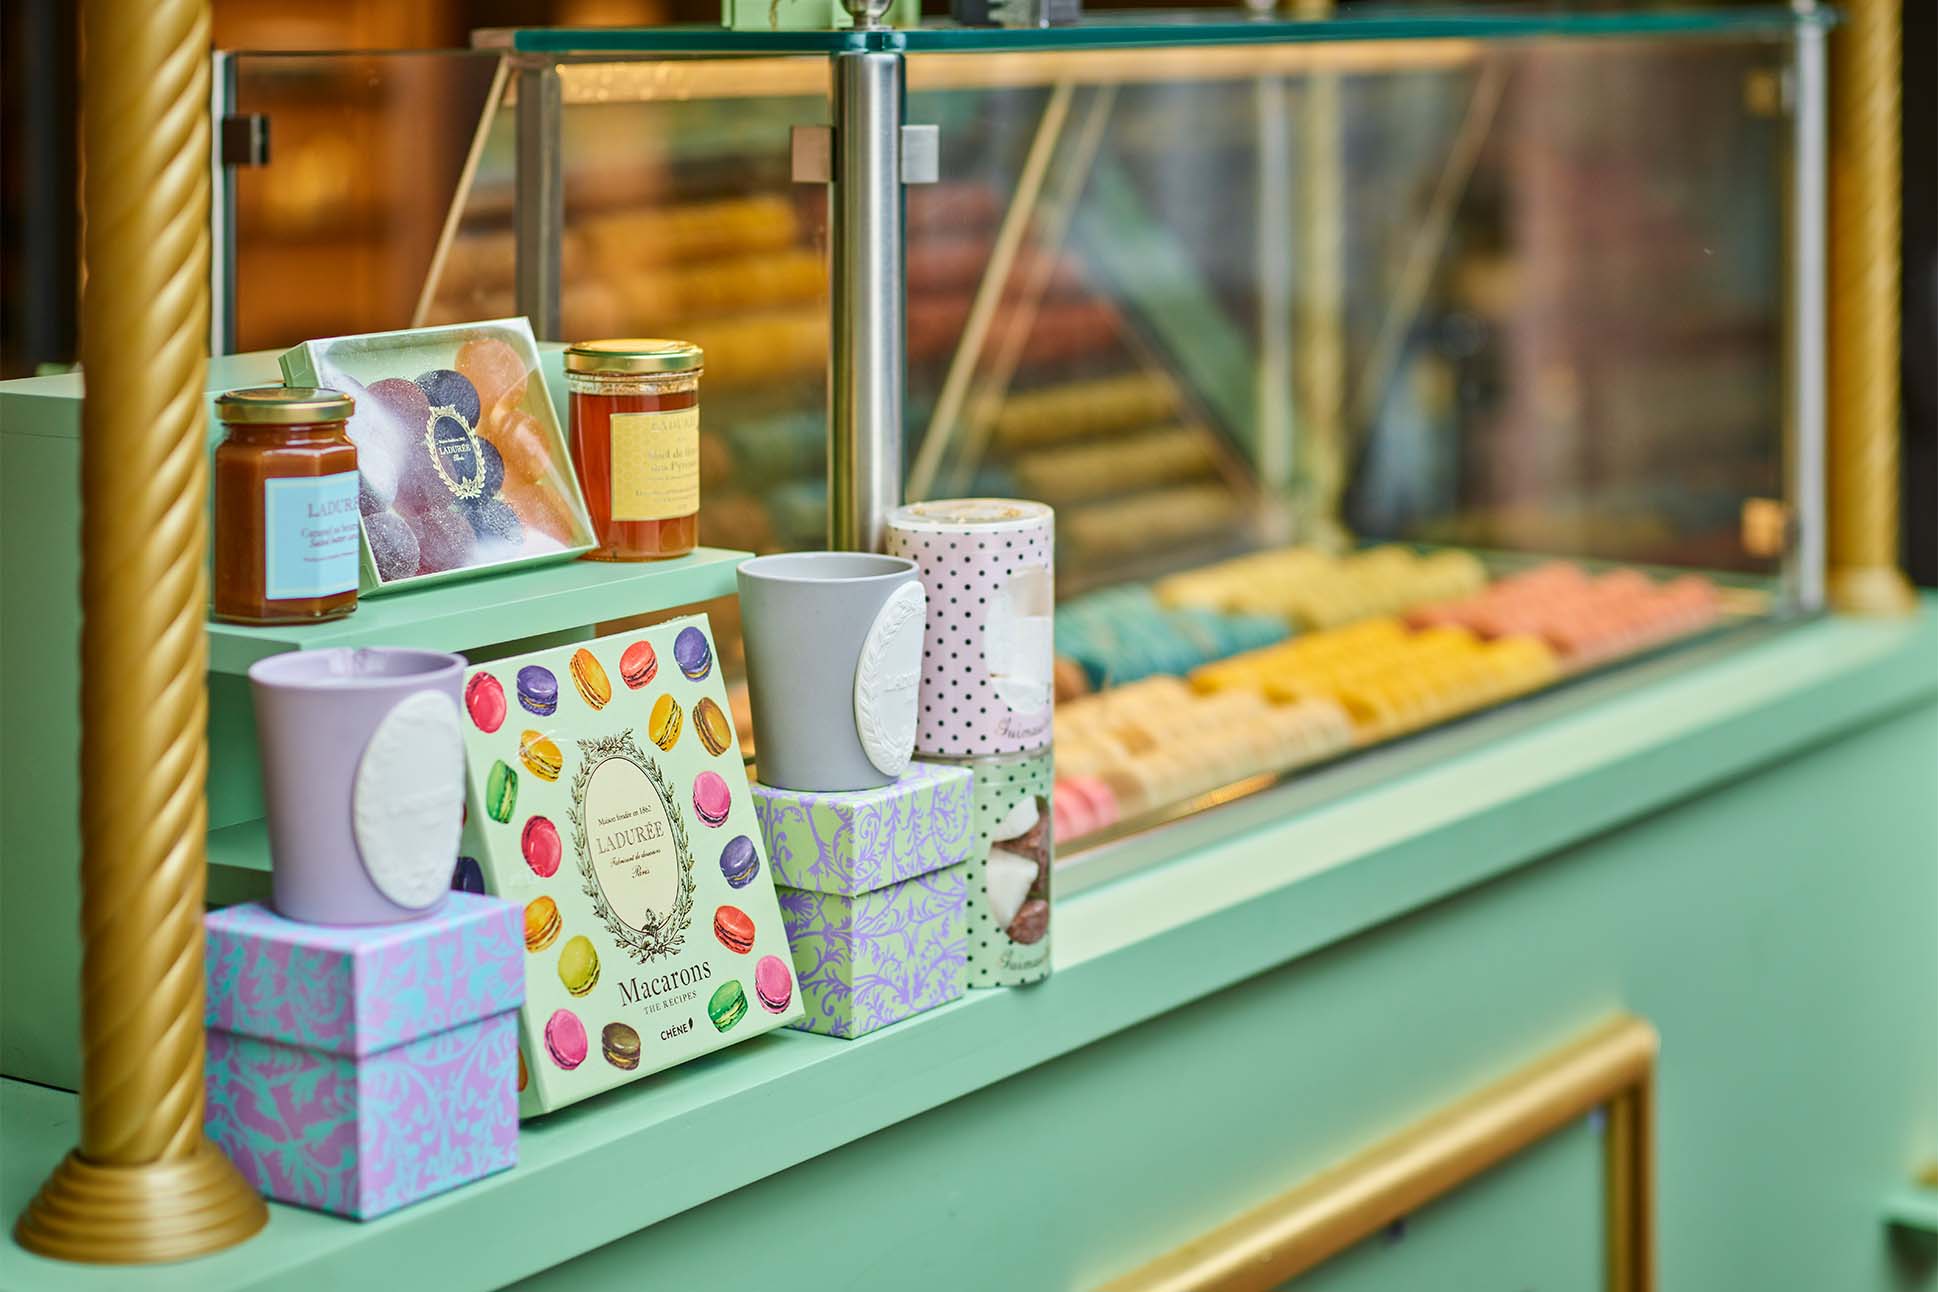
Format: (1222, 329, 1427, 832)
(1827, 0, 1916, 613)
(15, 0, 267, 1263)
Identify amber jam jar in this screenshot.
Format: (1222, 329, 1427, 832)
(564, 338, 704, 561)
(212, 386, 361, 625)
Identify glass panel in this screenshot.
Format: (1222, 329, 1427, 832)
(421, 54, 835, 556)
(226, 50, 505, 353)
(891, 34, 1795, 850)
(290, 28, 1799, 862)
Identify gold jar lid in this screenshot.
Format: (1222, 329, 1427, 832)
(564, 338, 704, 375)
(215, 385, 354, 424)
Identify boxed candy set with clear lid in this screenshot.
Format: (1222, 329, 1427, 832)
(280, 318, 598, 593)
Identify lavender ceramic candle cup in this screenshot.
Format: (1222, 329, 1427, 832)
(737, 552, 927, 794)
(248, 647, 467, 925)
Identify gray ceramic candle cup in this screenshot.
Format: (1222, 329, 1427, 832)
(248, 647, 468, 925)
(738, 552, 927, 793)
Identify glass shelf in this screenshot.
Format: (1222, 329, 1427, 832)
(481, 6, 1825, 56)
(204, 546, 747, 674)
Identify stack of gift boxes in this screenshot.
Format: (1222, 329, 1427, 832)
(884, 501, 1056, 992)
(203, 894, 523, 1219)
(203, 649, 524, 1220)
(751, 499, 1058, 1039)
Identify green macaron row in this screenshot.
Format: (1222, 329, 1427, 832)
(1057, 584, 1289, 689)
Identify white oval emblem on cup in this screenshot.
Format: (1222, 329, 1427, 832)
(854, 580, 927, 778)
(352, 689, 464, 910)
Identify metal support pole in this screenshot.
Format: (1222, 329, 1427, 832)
(209, 51, 235, 355)
(1294, 64, 1347, 550)
(1788, 16, 1829, 613)
(1254, 74, 1295, 544)
(514, 60, 564, 342)
(828, 51, 907, 553)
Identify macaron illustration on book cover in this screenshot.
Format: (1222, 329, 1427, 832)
(458, 616, 803, 1116)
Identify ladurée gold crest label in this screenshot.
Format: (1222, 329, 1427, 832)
(423, 403, 487, 500)
(569, 731, 694, 962)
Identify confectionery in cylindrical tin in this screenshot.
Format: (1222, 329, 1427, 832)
(932, 745, 1053, 987)
(884, 499, 1054, 759)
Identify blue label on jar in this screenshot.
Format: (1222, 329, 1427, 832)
(263, 472, 361, 600)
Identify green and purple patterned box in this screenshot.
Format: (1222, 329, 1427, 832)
(202, 892, 523, 1220)
(752, 762, 974, 1039)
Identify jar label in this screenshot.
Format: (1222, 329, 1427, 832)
(263, 471, 361, 600)
(610, 407, 699, 522)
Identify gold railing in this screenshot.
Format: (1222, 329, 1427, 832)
(1097, 1014, 1657, 1292)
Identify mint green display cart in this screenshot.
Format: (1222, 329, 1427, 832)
(9, 7, 1938, 1290)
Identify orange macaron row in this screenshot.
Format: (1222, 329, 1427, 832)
(1189, 617, 1561, 742)
(1405, 562, 1720, 666)
(1055, 676, 1355, 832)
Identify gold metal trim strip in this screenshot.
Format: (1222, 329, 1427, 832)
(1096, 1013, 1658, 1292)
(553, 41, 1480, 106)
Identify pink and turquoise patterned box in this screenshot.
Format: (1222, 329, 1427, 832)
(752, 761, 973, 1039)
(203, 892, 522, 1220)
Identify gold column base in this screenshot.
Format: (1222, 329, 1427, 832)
(15, 1140, 266, 1265)
(1828, 564, 1918, 616)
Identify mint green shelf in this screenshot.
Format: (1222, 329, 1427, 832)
(206, 818, 276, 875)
(486, 6, 1822, 55)
(1882, 1185, 1938, 1237)
(2, 605, 1934, 1291)
(205, 548, 747, 675)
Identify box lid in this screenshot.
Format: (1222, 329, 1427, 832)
(752, 761, 975, 897)
(205, 892, 523, 1058)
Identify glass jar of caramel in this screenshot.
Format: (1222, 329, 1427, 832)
(212, 386, 361, 624)
(564, 339, 703, 561)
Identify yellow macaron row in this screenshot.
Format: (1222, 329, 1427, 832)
(1056, 676, 1354, 821)
(1063, 484, 1234, 562)
(1155, 545, 1488, 630)
(1013, 426, 1217, 506)
(1189, 620, 1558, 742)
(1152, 547, 1330, 614)
(1190, 616, 1410, 695)
(991, 372, 1179, 449)
(1323, 635, 1557, 740)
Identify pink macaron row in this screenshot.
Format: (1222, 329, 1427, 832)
(1407, 563, 1718, 664)
(1544, 575, 1719, 665)
(1052, 774, 1120, 844)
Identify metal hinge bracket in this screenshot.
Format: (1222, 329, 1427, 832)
(219, 114, 270, 168)
(790, 124, 938, 184)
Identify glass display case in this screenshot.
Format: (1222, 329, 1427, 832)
(216, 6, 1826, 877)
